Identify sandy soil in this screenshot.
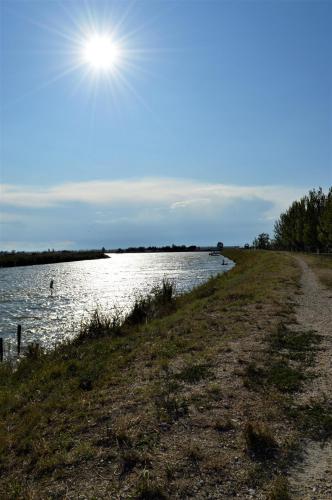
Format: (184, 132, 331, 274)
(288, 257, 332, 499)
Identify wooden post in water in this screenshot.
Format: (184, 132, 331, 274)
(17, 324, 22, 356)
(0, 338, 3, 362)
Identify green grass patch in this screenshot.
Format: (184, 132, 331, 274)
(175, 362, 210, 384)
(269, 324, 320, 364)
(287, 402, 332, 441)
(267, 361, 304, 393)
(244, 359, 304, 393)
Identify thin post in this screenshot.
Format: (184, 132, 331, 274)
(0, 338, 3, 362)
(17, 324, 22, 356)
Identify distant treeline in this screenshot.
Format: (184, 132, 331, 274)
(253, 187, 332, 252)
(0, 250, 109, 268)
(111, 244, 198, 253)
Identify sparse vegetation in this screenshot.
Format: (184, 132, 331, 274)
(269, 323, 320, 363)
(287, 401, 332, 441)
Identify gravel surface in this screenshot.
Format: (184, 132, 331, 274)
(288, 257, 332, 500)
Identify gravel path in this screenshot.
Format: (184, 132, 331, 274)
(288, 257, 332, 499)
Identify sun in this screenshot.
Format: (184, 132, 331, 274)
(82, 34, 121, 72)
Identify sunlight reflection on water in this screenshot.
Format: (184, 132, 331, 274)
(0, 252, 234, 351)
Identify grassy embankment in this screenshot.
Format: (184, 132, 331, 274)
(0, 250, 331, 498)
(0, 251, 109, 268)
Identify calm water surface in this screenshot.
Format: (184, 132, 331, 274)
(0, 252, 234, 352)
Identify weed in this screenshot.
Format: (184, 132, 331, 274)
(70, 442, 95, 462)
(243, 362, 265, 389)
(186, 442, 203, 463)
(76, 308, 123, 343)
(125, 279, 175, 326)
(214, 418, 234, 433)
(267, 361, 304, 393)
(207, 382, 222, 400)
(154, 365, 188, 422)
(287, 401, 332, 441)
(176, 363, 210, 384)
(152, 278, 175, 305)
(135, 470, 168, 500)
(155, 391, 188, 422)
(244, 422, 278, 460)
(269, 476, 291, 500)
(120, 449, 142, 475)
(115, 430, 132, 448)
(25, 342, 43, 360)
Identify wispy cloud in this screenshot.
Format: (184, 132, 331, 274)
(0, 178, 306, 219)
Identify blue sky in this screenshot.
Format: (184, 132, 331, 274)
(1, 0, 331, 250)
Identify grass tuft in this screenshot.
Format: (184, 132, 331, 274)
(244, 422, 278, 460)
(135, 470, 168, 500)
(75, 308, 123, 343)
(268, 476, 291, 500)
(125, 279, 175, 327)
(267, 361, 304, 393)
(176, 363, 210, 384)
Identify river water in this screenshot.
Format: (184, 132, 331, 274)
(0, 252, 234, 353)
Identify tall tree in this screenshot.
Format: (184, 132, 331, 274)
(273, 187, 331, 252)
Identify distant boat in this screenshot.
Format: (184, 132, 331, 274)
(209, 251, 221, 256)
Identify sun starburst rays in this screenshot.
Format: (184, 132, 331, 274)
(6, 2, 160, 117)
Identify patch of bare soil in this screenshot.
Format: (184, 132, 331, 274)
(288, 257, 332, 499)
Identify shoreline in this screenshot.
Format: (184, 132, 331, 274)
(0, 250, 109, 268)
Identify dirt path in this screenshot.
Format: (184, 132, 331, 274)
(288, 257, 332, 499)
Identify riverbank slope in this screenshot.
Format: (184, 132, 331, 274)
(1, 250, 331, 499)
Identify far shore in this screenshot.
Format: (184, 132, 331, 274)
(0, 250, 109, 268)
(0, 245, 239, 268)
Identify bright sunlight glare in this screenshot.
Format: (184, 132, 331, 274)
(82, 34, 121, 72)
